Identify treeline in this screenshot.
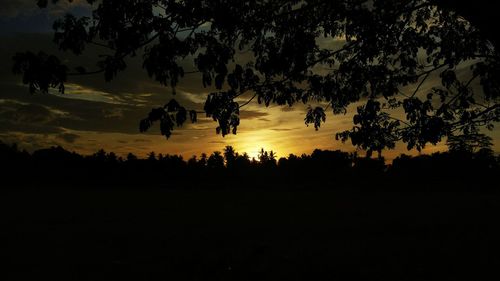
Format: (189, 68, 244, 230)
(1, 142, 498, 190)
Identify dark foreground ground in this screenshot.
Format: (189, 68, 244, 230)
(1, 187, 499, 280)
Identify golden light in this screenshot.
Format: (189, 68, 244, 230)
(232, 131, 281, 160)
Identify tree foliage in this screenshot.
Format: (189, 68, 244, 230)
(1, 141, 498, 190)
(12, 0, 499, 152)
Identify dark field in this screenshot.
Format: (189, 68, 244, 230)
(2, 188, 500, 280)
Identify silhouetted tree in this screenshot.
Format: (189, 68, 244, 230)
(0, 141, 498, 190)
(256, 148, 276, 168)
(233, 152, 251, 171)
(352, 156, 386, 179)
(12, 0, 499, 153)
(187, 155, 198, 168)
(269, 151, 277, 164)
(199, 153, 208, 167)
(148, 151, 157, 161)
(223, 145, 236, 168)
(127, 152, 138, 161)
(446, 133, 493, 153)
(107, 152, 118, 163)
(310, 149, 352, 174)
(258, 149, 266, 162)
(207, 151, 224, 169)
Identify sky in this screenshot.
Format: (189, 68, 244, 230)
(1, 0, 499, 160)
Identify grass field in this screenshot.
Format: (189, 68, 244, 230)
(1, 188, 499, 280)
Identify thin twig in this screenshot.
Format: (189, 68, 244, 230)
(410, 71, 430, 98)
(239, 93, 257, 108)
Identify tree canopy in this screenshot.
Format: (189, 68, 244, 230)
(12, 0, 499, 154)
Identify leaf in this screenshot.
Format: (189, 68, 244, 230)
(304, 107, 326, 130)
(12, 51, 68, 94)
(165, 99, 180, 112)
(215, 74, 224, 89)
(189, 110, 197, 123)
(160, 115, 175, 139)
(175, 107, 187, 126)
(139, 119, 151, 133)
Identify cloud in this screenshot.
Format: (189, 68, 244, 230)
(0, 99, 74, 134)
(0, 83, 154, 135)
(133, 139, 152, 143)
(270, 128, 299, 132)
(280, 106, 297, 112)
(239, 109, 269, 120)
(0, 99, 70, 119)
(181, 91, 208, 105)
(102, 108, 125, 119)
(1, 16, 497, 159)
(0, 132, 59, 151)
(49, 83, 130, 105)
(208, 140, 226, 144)
(56, 132, 80, 143)
(0, 99, 55, 123)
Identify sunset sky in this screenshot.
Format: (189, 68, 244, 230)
(1, 0, 499, 160)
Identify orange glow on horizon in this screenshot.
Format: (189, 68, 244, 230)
(231, 133, 276, 160)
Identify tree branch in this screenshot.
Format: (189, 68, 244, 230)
(410, 71, 430, 97)
(449, 104, 500, 127)
(239, 93, 257, 108)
